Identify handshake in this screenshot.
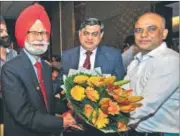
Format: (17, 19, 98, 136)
(56, 110, 83, 131)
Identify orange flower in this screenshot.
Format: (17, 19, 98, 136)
(107, 101, 120, 115)
(119, 104, 142, 113)
(99, 98, 111, 114)
(99, 98, 120, 115)
(117, 122, 128, 131)
(84, 104, 94, 119)
(85, 87, 99, 102)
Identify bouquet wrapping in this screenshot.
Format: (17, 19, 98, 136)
(61, 67, 143, 133)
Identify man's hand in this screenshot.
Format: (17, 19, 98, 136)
(56, 111, 83, 130)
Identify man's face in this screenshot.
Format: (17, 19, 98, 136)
(79, 25, 104, 51)
(134, 14, 168, 53)
(25, 20, 50, 56)
(0, 23, 8, 37)
(0, 23, 11, 48)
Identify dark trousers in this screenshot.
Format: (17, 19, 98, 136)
(128, 129, 162, 136)
(63, 125, 121, 136)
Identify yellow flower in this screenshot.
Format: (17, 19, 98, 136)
(70, 85, 85, 101)
(92, 109, 109, 129)
(83, 104, 94, 119)
(87, 76, 106, 87)
(85, 87, 99, 102)
(117, 121, 128, 131)
(73, 75, 89, 84)
(104, 76, 116, 84)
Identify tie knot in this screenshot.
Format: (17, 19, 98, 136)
(85, 51, 92, 56)
(34, 62, 42, 69)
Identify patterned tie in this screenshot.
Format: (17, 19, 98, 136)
(34, 62, 48, 108)
(83, 51, 92, 69)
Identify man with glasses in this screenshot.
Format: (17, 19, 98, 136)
(59, 17, 125, 80)
(124, 12, 179, 136)
(57, 17, 125, 136)
(1, 3, 80, 136)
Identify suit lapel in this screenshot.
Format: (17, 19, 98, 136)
(71, 47, 80, 69)
(95, 46, 103, 68)
(20, 51, 48, 111)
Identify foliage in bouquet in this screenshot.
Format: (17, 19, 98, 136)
(64, 73, 143, 133)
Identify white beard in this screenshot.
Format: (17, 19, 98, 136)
(24, 40, 49, 56)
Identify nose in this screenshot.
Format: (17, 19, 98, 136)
(87, 34, 93, 40)
(36, 33, 43, 41)
(1, 30, 8, 37)
(141, 29, 148, 38)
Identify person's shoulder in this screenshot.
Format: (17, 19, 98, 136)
(160, 47, 179, 61)
(99, 45, 121, 54)
(62, 46, 79, 55)
(155, 48, 179, 71)
(2, 54, 22, 71)
(10, 49, 18, 56)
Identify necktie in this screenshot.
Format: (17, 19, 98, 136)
(34, 62, 48, 108)
(83, 51, 92, 69)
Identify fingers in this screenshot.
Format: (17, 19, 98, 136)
(69, 124, 84, 131)
(63, 112, 76, 128)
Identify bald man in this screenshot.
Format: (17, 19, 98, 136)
(1, 4, 79, 136)
(124, 12, 179, 136)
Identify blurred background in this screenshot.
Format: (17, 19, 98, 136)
(0, 1, 179, 58)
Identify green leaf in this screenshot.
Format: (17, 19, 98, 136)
(113, 80, 130, 86)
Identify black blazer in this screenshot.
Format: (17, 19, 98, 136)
(1, 51, 63, 136)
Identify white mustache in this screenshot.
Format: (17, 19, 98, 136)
(30, 41, 49, 46)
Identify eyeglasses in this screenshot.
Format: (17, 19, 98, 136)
(27, 31, 49, 37)
(82, 31, 101, 37)
(134, 26, 157, 34)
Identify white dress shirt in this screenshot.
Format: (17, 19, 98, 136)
(124, 42, 180, 133)
(78, 46, 97, 69)
(23, 49, 41, 80)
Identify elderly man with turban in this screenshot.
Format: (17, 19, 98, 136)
(1, 3, 79, 136)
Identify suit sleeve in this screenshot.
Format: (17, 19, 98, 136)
(114, 50, 125, 80)
(1, 64, 63, 134)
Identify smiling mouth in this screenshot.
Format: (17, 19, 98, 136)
(85, 41, 93, 44)
(33, 44, 44, 46)
(139, 40, 151, 44)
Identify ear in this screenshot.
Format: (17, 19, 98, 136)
(100, 32, 104, 38)
(78, 31, 81, 37)
(162, 29, 168, 40)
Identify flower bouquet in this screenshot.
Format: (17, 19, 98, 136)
(61, 68, 143, 134)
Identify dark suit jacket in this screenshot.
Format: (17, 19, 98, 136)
(60, 45, 125, 79)
(1, 51, 63, 136)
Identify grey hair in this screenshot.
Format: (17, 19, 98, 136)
(79, 18, 104, 32)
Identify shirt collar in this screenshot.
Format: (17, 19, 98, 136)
(80, 46, 97, 55)
(135, 42, 167, 62)
(6, 48, 10, 53)
(23, 48, 41, 66)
